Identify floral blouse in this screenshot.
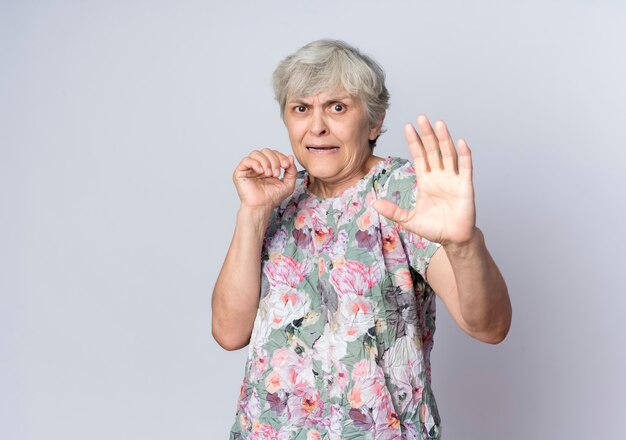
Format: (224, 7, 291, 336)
(229, 157, 442, 440)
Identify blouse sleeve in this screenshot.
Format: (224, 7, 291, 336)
(378, 161, 441, 279)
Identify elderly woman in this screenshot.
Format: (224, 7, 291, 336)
(212, 40, 511, 440)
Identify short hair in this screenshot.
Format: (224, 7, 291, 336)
(272, 39, 390, 148)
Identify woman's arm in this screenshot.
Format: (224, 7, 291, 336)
(212, 207, 271, 350)
(211, 150, 297, 350)
(427, 230, 511, 344)
(374, 115, 512, 344)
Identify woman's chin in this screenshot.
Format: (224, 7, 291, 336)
(307, 166, 343, 183)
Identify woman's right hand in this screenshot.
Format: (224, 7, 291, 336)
(215, 148, 296, 350)
(233, 148, 298, 213)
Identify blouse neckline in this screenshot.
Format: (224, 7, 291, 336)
(301, 156, 392, 202)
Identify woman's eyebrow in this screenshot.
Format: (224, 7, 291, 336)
(321, 95, 353, 104)
(286, 98, 310, 105)
(287, 95, 354, 105)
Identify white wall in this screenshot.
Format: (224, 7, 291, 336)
(2, 1, 625, 438)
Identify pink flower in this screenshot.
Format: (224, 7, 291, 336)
(382, 228, 399, 253)
(334, 361, 349, 388)
(313, 330, 347, 373)
(249, 422, 278, 440)
(394, 268, 413, 291)
(248, 421, 291, 440)
(295, 209, 311, 229)
(306, 430, 322, 440)
(356, 211, 373, 231)
(358, 379, 385, 407)
(287, 388, 324, 426)
(268, 349, 316, 394)
(380, 224, 407, 266)
(348, 384, 364, 408)
(271, 348, 292, 368)
(301, 390, 321, 414)
(349, 360, 389, 409)
(265, 370, 282, 393)
(351, 299, 371, 315)
(285, 360, 315, 392)
(330, 260, 381, 297)
(332, 256, 346, 268)
(336, 295, 376, 341)
(239, 414, 250, 432)
(328, 360, 350, 399)
(264, 255, 311, 288)
(280, 291, 298, 307)
(312, 218, 334, 251)
(248, 347, 269, 383)
(387, 411, 401, 430)
(264, 285, 310, 329)
(351, 359, 371, 381)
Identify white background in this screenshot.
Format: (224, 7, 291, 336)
(2, 1, 625, 438)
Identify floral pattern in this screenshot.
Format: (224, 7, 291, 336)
(230, 157, 442, 439)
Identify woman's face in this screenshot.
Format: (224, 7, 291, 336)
(283, 90, 382, 194)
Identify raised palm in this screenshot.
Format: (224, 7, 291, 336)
(374, 115, 477, 246)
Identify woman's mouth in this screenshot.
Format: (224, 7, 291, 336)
(306, 145, 339, 152)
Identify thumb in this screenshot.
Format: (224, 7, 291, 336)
(373, 199, 411, 225)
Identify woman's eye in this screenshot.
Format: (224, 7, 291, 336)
(295, 105, 307, 113)
(333, 104, 344, 112)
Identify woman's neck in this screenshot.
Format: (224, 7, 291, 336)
(307, 155, 384, 198)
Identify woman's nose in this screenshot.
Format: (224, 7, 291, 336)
(309, 109, 328, 136)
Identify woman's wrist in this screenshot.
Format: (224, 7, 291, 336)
(441, 227, 485, 259)
(237, 205, 273, 231)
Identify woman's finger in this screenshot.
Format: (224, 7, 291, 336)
(261, 148, 283, 177)
(281, 155, 298, 188)
(249, 150, 273, 177)
(457, 138, 473, 182)
(235, 157, 265, 178)
(434, 120, 458, 173)
(273, 150, 292, 169)
(373, 199, 412, 227)
(416, 115, 443, 170)
(404, 123, 428, 176)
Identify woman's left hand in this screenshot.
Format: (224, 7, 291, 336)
(374, 115, 477, 248)
(376, 115, 511, 344)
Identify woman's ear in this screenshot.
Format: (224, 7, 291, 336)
(368, 115, 385, 140)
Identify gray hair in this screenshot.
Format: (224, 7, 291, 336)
(272, 39, 390, 147)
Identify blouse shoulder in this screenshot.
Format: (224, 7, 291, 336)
(375, 157, 417, 211)
(375, 157, 441, 277)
